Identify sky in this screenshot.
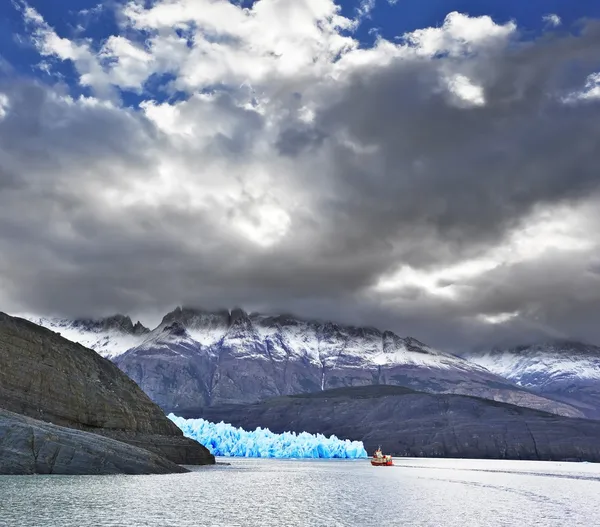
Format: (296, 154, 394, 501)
(1, 0, 600, 351)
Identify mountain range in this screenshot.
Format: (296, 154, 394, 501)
(26, 307, 600, 420)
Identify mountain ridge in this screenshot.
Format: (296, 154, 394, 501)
(463, 340, 600, 419)
(22, 307, 597, 419)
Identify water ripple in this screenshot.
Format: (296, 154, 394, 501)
(1, 458, 599, 526)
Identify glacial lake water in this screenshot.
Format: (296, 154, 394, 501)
(1, 458, 600, 526)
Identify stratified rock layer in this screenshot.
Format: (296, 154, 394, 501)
(0, 409, 188, 475)
(189, 385, 600, 462)
(0, 313, 214, 466)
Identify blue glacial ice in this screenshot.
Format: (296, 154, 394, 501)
(168, 414, 368, 459)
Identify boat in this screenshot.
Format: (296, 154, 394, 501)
(370, 447, 393, 466)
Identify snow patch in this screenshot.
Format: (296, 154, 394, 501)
(24, 316, 145, 358)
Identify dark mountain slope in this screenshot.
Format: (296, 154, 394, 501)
(0, 312, 213, 466)
(188, 385, 600, 462)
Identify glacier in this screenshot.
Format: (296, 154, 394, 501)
(168, 414, 368, 459)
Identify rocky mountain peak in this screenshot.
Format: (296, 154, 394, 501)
(132, 321, 148, 335)
(230, 307, 249, 324)
(403, 336, 432, 354)
(161, 321, 189, 338)
(71, 314, 149, 335)
(161, 306, 230, 328)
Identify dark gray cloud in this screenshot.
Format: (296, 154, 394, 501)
(300, 23, 600, 269)
(2, 15, 600, 351)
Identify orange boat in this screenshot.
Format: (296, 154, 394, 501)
(370, 447, 393, 466)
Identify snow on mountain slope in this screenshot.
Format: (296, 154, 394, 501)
(465, 341, 600, 387)
(159, 307, 230, 347)
(112, 307, 586, 418)
(463, 341, 600, 419)
(27, 304, 485, 373)
(132, 322, 208, 358)
(23, 314, 149, 359)
(145, 307, 485, 371)
(18, 308, 590, 418)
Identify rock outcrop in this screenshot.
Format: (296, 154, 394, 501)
(0, 313, 214, 468)
(190, 385, 600, 462)
(0, 409, 188, 475)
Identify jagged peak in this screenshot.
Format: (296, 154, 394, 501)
(161, 306, 231, 326)
(157, 306, 434, 349)
(71, 314, 149, 335)
(229, 307, 250, 325)
(161, 321, 189, 338)
(132, 321, 148, 335)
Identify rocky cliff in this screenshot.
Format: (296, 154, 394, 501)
(0, 313, 214, 467)
(189, 385, 600, 462)
(0, 409, 188, 475)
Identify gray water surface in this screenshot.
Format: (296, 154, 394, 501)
(1, 457, 599, 526)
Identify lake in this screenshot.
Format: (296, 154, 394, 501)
(1, 458, 599, 526)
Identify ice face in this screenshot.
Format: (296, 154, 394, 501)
(168, 414, 368, 459)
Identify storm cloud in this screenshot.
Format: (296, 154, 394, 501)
(1, 2, 600, 351)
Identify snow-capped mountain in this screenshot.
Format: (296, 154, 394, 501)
(464, 340, 600, 419)
(25, 307, 588, 418)
(110, 307, 582, 418)
(146, 307, 481, 373)
(25, 314, 149, 359)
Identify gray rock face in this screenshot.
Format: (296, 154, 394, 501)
(0, 410, 188, 475)
(0, 313, 214, 466)
(191, 385, 600, 462)
(114, 308, 583, 419)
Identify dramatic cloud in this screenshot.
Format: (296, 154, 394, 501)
(2, 1, 600, 350)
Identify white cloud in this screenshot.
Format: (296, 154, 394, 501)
(562, 72, 600, 103)
(0, 94, 9, 120)
(401, 11, 516, 58)
(577, 73, 600, 100)
(119, 0, 358, 93)
(357, 0, 376, 20)
(98, 36, 154, 92)
(479, 311, 519, 325)
(20, 3, 115, 99)
(445, 74, 486, 106)
(19, 3, 519, 103)
(542, 14, 562, 28)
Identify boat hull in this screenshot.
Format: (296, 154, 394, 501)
(370, 460, 393, 466)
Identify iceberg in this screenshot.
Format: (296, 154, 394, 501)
(168, 414, 367, 459)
